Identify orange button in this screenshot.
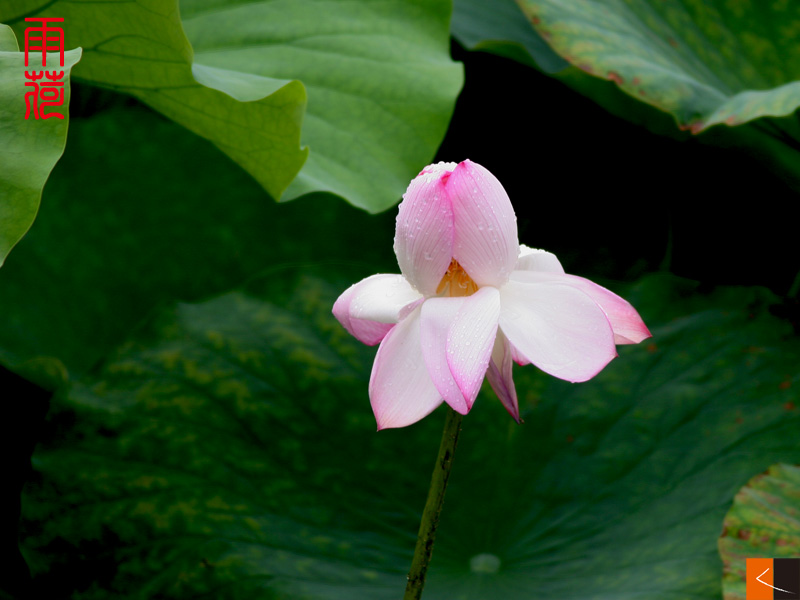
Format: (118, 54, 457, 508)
(748, 558, 774, 600)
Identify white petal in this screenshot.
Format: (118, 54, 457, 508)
(420, 297, 469, 414)
(449, 160, 519, 288)
(333, 274, 422, 346)
(499, 279, 617, 382)
(345, 274, 422, 323)
(516, 245, 565, 273)
(394, 163, 456, 296)
(369, 305, 444, 429)
(510, 342, 530, 366)
(511, 270, 651, 344)
(446, 286, 501, 408)
(553, 275, 651, 344)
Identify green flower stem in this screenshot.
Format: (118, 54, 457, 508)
(404, 407, 463, 600)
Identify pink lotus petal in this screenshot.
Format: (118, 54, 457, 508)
(486, 330, 520, 422)
(420, 297, 469, 414)
(558, 275, 651, 344)
(499, 278, 617, 382)
(446, 286, 501, 409)
(369, 305, 444, 429)
(340, 318, 393, 347)
(394, 163, 456, 296)
(510, 271, 651, 344)
(449, 160, 519, 288)
(510, 342, 530, 366)
(332, 274, 422, 346)
(516, 245, 565, 274)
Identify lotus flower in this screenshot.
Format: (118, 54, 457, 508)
(333, 160, 650, 429)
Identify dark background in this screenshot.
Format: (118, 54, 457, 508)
(3, 41, 798, 598)
(442, 42, 799, 296)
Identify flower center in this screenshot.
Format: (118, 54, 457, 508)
(436, 258, 478, 297)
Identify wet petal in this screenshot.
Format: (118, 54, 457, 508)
(394, 163, 456, 296)
(555, 275, 651, 344)
(332, 274, 422, 345)
(369, 305, 444, 429)
(450, 160, 519, 288)
(446, 286, 501, 408)
(511, 270, 651, 344)
(486, 330, 520, 422)
(339, 318, 393, 347)
(499, 278, 617, 382)
(420, 297, 469, 414)
(516, 245, 565, 273)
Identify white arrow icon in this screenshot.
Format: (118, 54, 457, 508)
(757, 567, 795, 594)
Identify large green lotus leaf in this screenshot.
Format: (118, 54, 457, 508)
(7, 0, 462, 212)
(0, 24, 81, 266)
(450, 0, 694, 143)
(5, 0, 307, 203)
(514, 0, 800, 132)
(182, 0, 463, 210)
(0, 105, 395, 386)
(449, 0, 800, 190)
(719, 464, 800, 600)
(451, 0, 567, 72)
(22, 272, 800, 599)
